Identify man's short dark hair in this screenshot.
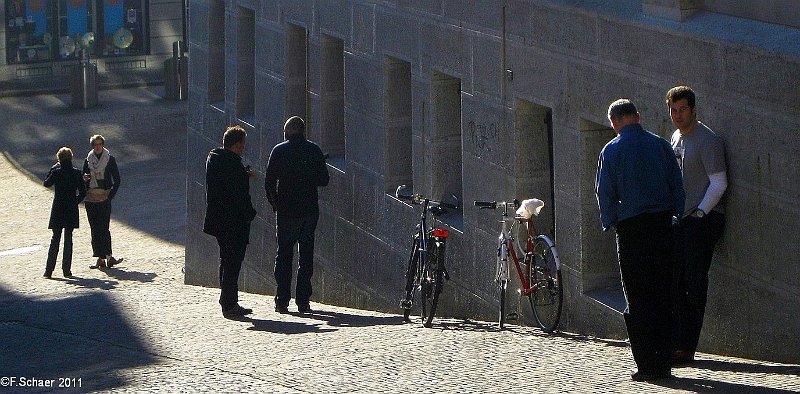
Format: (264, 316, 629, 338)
(223, 125, 247, 148)
(284, 116, 305, 135)
(666, 85, 696, 109)
(608, 99, 639, 120)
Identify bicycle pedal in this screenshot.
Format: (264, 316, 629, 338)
(506, 312, 519, 321)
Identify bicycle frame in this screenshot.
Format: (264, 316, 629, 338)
(398, 189, 454, 326)
(495, 202, 537, 296)
(412, 198, 443, 286)
(505, 218, 538, 296)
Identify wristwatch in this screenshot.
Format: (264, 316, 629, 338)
(694, 209, 706, 218)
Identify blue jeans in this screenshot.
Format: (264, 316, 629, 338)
(274, 213, 319, 308)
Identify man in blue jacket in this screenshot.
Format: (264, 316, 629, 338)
(596, 99, 685, 381)
(265, 116, 330, 314)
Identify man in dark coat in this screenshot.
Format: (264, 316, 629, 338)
(204, 125, 258, 319)
(44, 147, 86, 278)
(265, 116, 330, 314)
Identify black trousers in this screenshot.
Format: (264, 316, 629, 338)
(673, 211, 725, 354)
(616, 210, 673, 374)
(274, 213, 319, 308)
(217, 228, 249, 311)
(85, 200, 113, 257)
(45, 228, 74, 275)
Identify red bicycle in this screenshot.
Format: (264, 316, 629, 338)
(474, 198, 563, 332)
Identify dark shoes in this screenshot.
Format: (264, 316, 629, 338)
(671, 350, 695, 366)
(274, 305, 312, 314)
(222, 305, 253, 319)
(107, 256, 124, 268)
(43, 271, 73, 278)
(89, 257, 107, 269)
(274, 305, 289, 314)
(631, 370, 672, 382)
(297, 305, 313, 314)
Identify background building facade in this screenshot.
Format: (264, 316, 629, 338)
(186, 0, 800, 363)
(0, 0, 186, 93)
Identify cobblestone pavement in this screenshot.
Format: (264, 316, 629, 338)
(1, 89, 799, 393)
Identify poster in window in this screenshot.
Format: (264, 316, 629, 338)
(67, 0, 87, 37)
(25, 0, 47, 37)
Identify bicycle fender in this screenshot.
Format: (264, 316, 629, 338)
(536, 235, 561, 270)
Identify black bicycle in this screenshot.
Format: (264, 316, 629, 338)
(396, 185, 457, 328)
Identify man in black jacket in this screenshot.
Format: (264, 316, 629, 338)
(265, 116, 330, 314)
(204, 125, 258, 319)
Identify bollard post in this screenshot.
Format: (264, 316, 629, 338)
(70, 59, 98, 109)
(165, 41, 188, 100)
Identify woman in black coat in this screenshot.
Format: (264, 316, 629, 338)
(44, 147, 86, 278)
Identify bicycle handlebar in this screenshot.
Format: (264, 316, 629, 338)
(473, 199, 520, 210)
(474, 200, 497, 209)
(439, 201, 458, 209)
(399, 193, 458, 209)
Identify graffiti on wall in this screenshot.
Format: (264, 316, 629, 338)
(467, 120, 501, 156)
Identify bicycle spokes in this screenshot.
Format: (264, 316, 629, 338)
(528, 237, 563, 333)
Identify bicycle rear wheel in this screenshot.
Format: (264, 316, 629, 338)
(401, 236, 421, 322)
(421, 242, 444, 328)
(526, 236, 563, 333)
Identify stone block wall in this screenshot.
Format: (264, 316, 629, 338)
(186, 0, 800, 363)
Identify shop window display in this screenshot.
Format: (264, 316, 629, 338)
(5, 0, 55, 63)
(5, 0, 148, 64)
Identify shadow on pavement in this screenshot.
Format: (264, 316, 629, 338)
(46, 268, 158, 289)
(436, 318, 498, 332)
(0, 286, 158, 391)
(293, 309, 404, 328)
(48, 275, 119, 290)
(245, 317, 338, 334)
(0, 88, 187, 246)
(551, 330, 630, 347)
(95, 266, 157, 283)
(656, 377, 800, 393)
(689, 359, 800, 376)
(239, 309, 401, 334)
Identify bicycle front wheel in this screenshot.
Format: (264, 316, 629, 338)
(401, 236, 421, 322)
(498, 278, 507, 329)
(526, 236, 563, 333)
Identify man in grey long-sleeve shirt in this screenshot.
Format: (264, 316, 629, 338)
(596, 98, 685, 382)
(667, 85, 727, 366)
